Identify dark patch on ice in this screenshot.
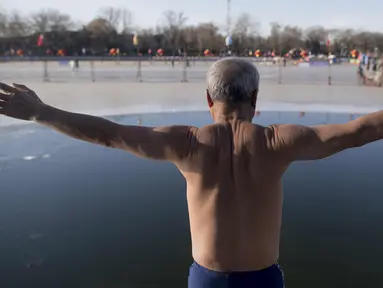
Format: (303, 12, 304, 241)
(29, 233, 44, 241)
(24, 252, 45, 268)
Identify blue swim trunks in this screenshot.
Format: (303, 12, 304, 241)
(188, 261, 284, 288)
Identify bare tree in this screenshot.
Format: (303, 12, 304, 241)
(86, 17, 114, 37)
(232, 13, 260, 53)
(192, 23, 223, 54)
(304, 26, 328, 54)
(7, 11, 29, 37)
(280, 25, 303, 51)
(161, 10, 188, 55)
(49, 10, 73, 31)
(0, 7, 8, 37)
(351, 31, 382, 52)
(336, 29, 355, 53)
(1, 6, 383, 57)
(137, 28, 157, 50)
(85, 17, 117, 52)
(178, 26, 195, 52)
(29, 9, 73, 33)
(267, 22, 282, 51)
(98, 7, 121, 32)
(98, 7, 132, 33)
(232, 13, 259, 38)
(29, 10, 49, 33)
(121, 9, 132, 34)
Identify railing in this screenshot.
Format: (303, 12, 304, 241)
(0, 56, 367, 86)
(0, 55, 273, 62)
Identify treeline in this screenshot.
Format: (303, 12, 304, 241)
(0, 6, 383, 56)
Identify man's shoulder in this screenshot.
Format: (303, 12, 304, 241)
(194, 124, 221, 145)
(243, 122, 266, 131)
(242, 123, 273, 149)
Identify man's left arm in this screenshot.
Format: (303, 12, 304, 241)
(36, 104, 198, 162)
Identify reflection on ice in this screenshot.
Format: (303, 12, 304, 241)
(22, 154, 50, 161)
(28, 233, 44, 241)
(23, 156, 37, 161)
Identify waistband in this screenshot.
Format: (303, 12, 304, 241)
(189, 261, 285, 287)
(193, 261, 285, 275)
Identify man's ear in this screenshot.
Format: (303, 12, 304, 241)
(206, 89, 213, 108)
(251, 89, 258, 108)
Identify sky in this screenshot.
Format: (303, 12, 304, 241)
(1, 0, 383, 35)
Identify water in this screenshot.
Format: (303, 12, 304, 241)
(1, 111, 383, 288)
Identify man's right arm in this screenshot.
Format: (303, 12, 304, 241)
(34, 105, 198, 162)
(0, 82, 198, 163)
(265, 110, 383, 162)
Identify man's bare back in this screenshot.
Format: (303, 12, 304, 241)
(182, 122, 284, 271)
(1, 58, 383, 287)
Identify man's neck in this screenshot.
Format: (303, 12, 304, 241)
(212, 103, 253, 124)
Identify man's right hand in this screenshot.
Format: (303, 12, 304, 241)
(0, 83, 45, 121)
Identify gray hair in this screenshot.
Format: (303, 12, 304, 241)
(206, 57, 260, 103)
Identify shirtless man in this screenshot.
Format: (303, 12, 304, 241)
(1, 58, 382, 287)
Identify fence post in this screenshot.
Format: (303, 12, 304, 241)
(328, 61, 332, 85)
(136, 60, 142, 82)
(43, 60, 49, 82)
(181, 58, 188, 82)
(90, 61, 95, 82)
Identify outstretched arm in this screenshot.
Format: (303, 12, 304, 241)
(265, 111, 383, 162)
(36, 105, 197, 161)
(0, 83, 198, 162)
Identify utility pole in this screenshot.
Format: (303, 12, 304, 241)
(225, 0, 232, 56)
(226, 0, 231, 36)
(327, 32, 332, 85)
